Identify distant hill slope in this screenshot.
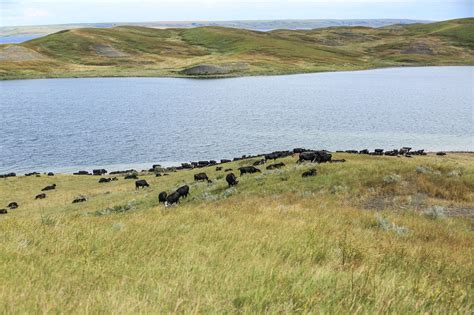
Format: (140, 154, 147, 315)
(0, 19, 431, 37)
(0, 18, 472, 80)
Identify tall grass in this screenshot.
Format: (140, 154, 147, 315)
(0, 153, 472, 313)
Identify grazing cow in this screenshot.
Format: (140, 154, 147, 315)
(25, 172, 40, 176)
(359, 149, 369, 155)
(165, 191, 180, 206)
(0, 209, 7, 214)
(111, 177, 118, 181)
(302, 169, 317, 177)
(41, 184, 56, 191)
(135, 179, 150, 189)
(72, 196, 87, 203)
(194, 172, 209, 182)
(221, 159, 231, 164)
(177, 185, 190, 198)
(155, 173, 162, 177)
(210, 160, 217, 165)
(345, 150, 358, 154)
(158, 191, 168, 203)
(198, 161, 210, 167)
(238, 166, 261, 175)
(7, 202, 18, 209)
(253, 159, 265, 166)
(98, 178, 111, 183)
(0, 173, 16, 178)
(265, 151, 289, 161)
(266, 162, 285, 170)
(215, 167, 223, 172)
(93, 169, 107, 176)
(181, 163, 193, 169)
(298, 151, 332, 163)
(224, 168, 233, 172)
(47, 172, 54, 176)
(35, 193, 46, 200)
(400, 147, 412, 154)
(374, 149, 384, 155)
(226, 173, 238, 187)
(124, 174, 138, 180)
(293, 148, 306, 154)
(436, 152, 447, 156)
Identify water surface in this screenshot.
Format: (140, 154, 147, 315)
(0, 67, 472, 173)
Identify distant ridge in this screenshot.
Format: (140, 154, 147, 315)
(0, 19, 431, 37)
(0, 18, 472, 80)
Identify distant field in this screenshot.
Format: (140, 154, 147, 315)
(0, 152, 472, 313)
(0, 18, 472, 80)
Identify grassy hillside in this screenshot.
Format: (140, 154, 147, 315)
(0, 18, 473, 79)
(0, 152, 473, 313)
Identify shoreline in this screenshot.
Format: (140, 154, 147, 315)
(2, 150, 473, 176)
(1, 64, 473, 82)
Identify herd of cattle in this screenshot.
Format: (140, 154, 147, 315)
(0, 147, 441, 213)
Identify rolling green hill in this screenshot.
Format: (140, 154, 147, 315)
(0, 18, 473, 80)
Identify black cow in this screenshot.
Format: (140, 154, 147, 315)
(7, 202, 18, 209)
(220, 159, 231, 163)
(135, 179, 150, 189)
(177, 185, 190, 198)
(72, 196, 87, 203)
(226, 173, 238, 187)
(166, 191, 180, 205)
(35, 193, 46, 199)
(266, 162, 285, 170)
(47, 172, 54, 176)
(93, 169, 107, 176)
(41, 184, 56, 191)
(216, 166, 223, 171)
(359, 149, 369, 155)
(99, 178, 111, 183)
(224, 168, 233, 172)
(111, 177, 118, 181)
(298, 151, 332, 163)
(400, 147, 412, 154)
(158, 191, 168, 203)
(194, 172, 209, 182)
(436, 152, 447, 156)
(0, 209, 7, 214)
(253, 159, 265, 166)
(302, 169, 317, 177)
(329, 159, 346, 163)
(238, 166, 261, 175)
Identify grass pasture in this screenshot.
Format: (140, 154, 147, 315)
(0, 152, 473, 313)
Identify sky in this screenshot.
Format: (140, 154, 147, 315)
(0, 0, 473, 27)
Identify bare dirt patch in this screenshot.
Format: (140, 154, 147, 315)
(0, 46, 47, 61)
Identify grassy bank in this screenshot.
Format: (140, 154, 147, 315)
(0, 18, 473, 80)
(0, 152, 472, 313)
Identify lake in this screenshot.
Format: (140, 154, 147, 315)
(0, 35, 43, 44)
(0, 67, 473, 174)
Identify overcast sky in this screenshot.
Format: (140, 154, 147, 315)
(1, 0, 472, 27)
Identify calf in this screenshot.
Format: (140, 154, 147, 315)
(302, 169, 317, 177)
(35, 193, 46, 200)
(226, 173, 238, 187)
(176, 185, 190, 198)
(41, 184, 56, 191)
(72, 196, 87, 203)
(158, 191, 168, 203)
(165, 191, 180, 206)
(0, 209, 7, 214)
(266, 162, 285, 170)
(238, 166, 261, 175)
(135, 179, 150, 189)
(194, 172, 209, 182)
(7, 202, 18, 209)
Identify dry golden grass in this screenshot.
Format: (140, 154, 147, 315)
(0, 153, 473, 313)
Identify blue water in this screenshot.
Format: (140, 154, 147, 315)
(0, 35, 43, 44)
(0, 67, 472, 173)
